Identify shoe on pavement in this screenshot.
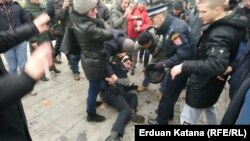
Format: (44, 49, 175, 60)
(49, 68, 61, 73)
(95, 101, 103, 107)
(53, 57, 62, 64)
(105, 132, 121, 141)
(40, 76, 49, 81)
(139, 59, 143, 63)
(137, 85, 147, 92)
(131, 113, 145, 123)
(30, 91, 37, 96)
(105, 136, 121, 141)
(53, 69, 61, 73)
(148, 118, 160, 125)
(87, 113, 105, 122)
(74, 73, 80, 80)
(131, 69, 135, 75)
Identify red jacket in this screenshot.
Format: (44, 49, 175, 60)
(126, 7, 152, 39)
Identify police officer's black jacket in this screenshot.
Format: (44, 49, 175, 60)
(182, 11, 248, 108)
(0, 23, 39, 141)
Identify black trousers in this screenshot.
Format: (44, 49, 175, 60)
(156, 73, 189, 124)
(102, 91, 138, 136)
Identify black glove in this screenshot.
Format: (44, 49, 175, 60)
(129, 83, 138, 90)
(154, 62, 165, 70)
(124, 83, 138, 92)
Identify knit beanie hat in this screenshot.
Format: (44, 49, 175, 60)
(137, 0, 147, 3)
(138, 31, 154, 46)
(172, 0, 183, 10)
(122, 38, 135, 54)
(73, 0, 97, 14)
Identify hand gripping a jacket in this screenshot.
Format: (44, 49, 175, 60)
(116, 78, 130, 86)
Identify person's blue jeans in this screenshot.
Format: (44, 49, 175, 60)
(236, 89, 250, 124)
(4, 41, 27, 74)
(87, 79, 103, 115)
(69, 54, 80, 74)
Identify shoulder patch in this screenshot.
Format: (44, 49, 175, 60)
(171, 33, 182, 46)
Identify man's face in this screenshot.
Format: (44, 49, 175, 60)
(198, 3, 216, 25)
(121, 0, 130, 11)
(151, 14, 164, 28)
(123, 60, 132, 71)
(138, 2, 147, 11)
(172, 8, 182, 16)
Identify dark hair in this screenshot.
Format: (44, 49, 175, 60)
(122, 58, 131, 63)
(137, 31, 154, 46)
(172, 0, 184, 10)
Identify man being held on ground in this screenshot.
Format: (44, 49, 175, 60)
(101, 55, 145, 141)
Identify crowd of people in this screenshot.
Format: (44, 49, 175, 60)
(0, 0, 249, 141)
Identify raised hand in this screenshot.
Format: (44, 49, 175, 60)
(33, 13, 50, 34)
(25, 42, 53, 81)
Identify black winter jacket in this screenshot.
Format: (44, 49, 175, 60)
(104, 29, 127, 76)
(0, 23, 39, 141)
(182, 11, 248, 108)
(71, 11, 113, 81)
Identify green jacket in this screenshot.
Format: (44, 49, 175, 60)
(23, 1, 51, 43)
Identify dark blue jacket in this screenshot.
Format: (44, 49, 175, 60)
(0, 2, 28, 31)
(104, 29, 126, 77)
(156, 14, 195, 68)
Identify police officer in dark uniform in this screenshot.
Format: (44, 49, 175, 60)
(146, 4, 195, 124)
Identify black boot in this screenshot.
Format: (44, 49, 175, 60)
(87, 113, 105, 122)
(40, 75, 49, 81)
(53, 68, 61, 73)
(155, 109, 174, 120)
(95, 101, 103, 107)
(49, 65, 61, 73)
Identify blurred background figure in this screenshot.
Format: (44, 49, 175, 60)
(0, 0, 29, 74)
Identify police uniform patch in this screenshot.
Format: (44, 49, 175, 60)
(171, 33, 182, 46)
